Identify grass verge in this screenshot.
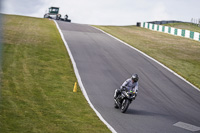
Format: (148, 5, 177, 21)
(94, 25, 200, 89)
(0, 15, 110, 133)
(163, 23, 200, 33)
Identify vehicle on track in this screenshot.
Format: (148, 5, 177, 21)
(114, 87, 136, 113)
(44, 7, 71, 22)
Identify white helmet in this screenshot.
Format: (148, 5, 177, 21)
(131, 74, 139, 82)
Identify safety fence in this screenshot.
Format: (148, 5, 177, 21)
(141, 22, 200, 42)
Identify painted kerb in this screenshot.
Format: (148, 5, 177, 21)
(141, 22, 200, 41)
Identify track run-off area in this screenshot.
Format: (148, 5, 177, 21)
(55, 21, 200, 133)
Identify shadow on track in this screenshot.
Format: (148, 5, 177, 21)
(126, 108, 168, 117)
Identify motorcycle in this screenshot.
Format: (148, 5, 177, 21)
(114, 88, 136, 113)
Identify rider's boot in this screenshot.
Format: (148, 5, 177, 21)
(114, 89, 121, 99)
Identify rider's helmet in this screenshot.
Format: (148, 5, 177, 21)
(131, 74, 139, 82)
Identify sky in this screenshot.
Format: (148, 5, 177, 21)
(1, 0, 200, 25)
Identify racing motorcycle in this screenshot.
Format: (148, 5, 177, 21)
(114, 88, 136, 113)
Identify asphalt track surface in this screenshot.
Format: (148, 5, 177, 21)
(56, 21, 200, 133)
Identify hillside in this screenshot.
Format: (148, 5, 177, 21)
(94, 25, 200, 89)
(0, 15, 110, 133)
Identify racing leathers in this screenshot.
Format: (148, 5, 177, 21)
(114, 78, 138, 99)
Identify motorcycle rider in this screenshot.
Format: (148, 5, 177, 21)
(114, 74, 139, 99)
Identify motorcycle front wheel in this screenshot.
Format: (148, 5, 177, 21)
(121, 99, 130, 113)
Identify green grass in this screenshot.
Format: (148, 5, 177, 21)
(163, 23, 200, 33)
(0, 15, 110, 133)
(94, 25, 200, 89)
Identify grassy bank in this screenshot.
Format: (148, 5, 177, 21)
(0, 15, 110, 133)
(94, 25, 200, 89)
(163, 23, 200, 33)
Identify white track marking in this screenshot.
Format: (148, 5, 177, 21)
(92, 26, 200, 92)
(174, 122, 200, 132)
(54, 21, 117, 133)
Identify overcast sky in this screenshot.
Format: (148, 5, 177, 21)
(1, 0, 200, 25)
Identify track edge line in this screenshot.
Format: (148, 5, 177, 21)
(54, 21, 117, 133)
(92, 26, 200, 92)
